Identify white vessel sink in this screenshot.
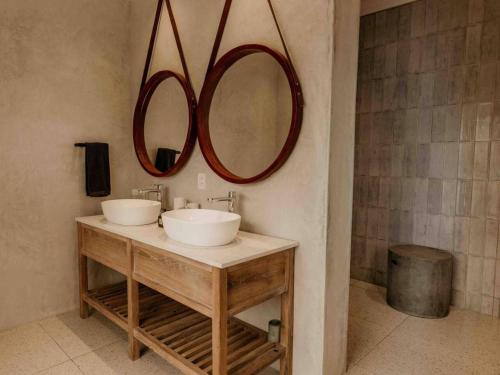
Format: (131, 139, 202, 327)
(101, 199, 161, 226)
(162, 209, 241, 247)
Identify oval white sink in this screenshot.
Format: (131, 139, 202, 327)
(162, 209, 241, 247)
(102, 199, 161, 226)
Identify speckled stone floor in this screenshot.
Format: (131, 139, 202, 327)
(347, 279, 500, 375)
(0, 309, 278, 375)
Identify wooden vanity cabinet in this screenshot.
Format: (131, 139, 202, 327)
(77, 221, 295, 375)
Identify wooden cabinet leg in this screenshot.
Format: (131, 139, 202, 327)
(78, 253, 89, 319)
(128, 277, 141, 360)
(280, 250, 295, 375)
(212, 268, 228, 375)
(127, 240, 141, 361)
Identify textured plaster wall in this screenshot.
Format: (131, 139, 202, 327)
(129, 1, 340, 373)
(0, 0, 138, 329)
(325, 0, 360, 373)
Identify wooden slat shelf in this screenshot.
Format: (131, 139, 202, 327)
(86, 281, 283, 375)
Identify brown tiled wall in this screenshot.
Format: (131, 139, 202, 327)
(352, 0, 500, 317)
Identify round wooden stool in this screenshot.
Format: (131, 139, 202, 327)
(387, 245, 453, 319)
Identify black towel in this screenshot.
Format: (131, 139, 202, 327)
(155, 148, 180, 172)
(84, 143, 111, 197)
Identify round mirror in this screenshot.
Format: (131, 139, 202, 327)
(134, 71, 196, 177)
(198, 45, 303, 184)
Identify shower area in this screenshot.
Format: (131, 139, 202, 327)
(351, 0, 500, 317)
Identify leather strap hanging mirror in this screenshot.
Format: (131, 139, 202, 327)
(198, 0, 304, 184)
(133, 0, 197, 177)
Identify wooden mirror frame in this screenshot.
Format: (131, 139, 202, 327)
(197, 0, 303, 184)
(198, 44, 303, 184)
(133, 71, 197, 177)
(133, 0, 197, 177)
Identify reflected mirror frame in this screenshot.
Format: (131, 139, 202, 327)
(133, 70, 197, 177)
(197, 44, 303, 184)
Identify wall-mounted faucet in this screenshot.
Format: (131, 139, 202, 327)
(136, 184, 166, 211)
(207, 191, 237, 213)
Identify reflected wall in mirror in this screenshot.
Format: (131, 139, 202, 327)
(144, 76, 188, 172)
(198, 45, 303, 184)
(210, 53, 292, 179)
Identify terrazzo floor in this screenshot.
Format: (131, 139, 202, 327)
(347, 279, 500, 375)
(0, 309, 278, 375)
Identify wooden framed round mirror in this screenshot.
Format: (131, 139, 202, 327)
(197, 44, 303, 184)
(133, 70, 197, 177)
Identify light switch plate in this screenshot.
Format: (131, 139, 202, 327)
(198, 173, 207, 190)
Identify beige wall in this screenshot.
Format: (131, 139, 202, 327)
(324, 0, 360, 373)
(129, 1, 348, 373)
(0, 0, 138, 329)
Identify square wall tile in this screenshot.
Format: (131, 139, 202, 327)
(367, 207, 379, 239)
(469, 217, 486, 256)
(416, 144, 430, 178)
(450, 28, 466, 66)
(453, 253, 468, 291)
(398, 4, 411, 40)
(432, 107, 446, 141)
(487, 181, 500, 219)
(403, 143, 416, 177)
(473, 141, 490, 180)
(483, 258, 496, 296)
(418, 108, 432, 143)
(419, 72, 435, 107)
(448, 66, 465, 104)
(411, 0, 426, 38)
(466, 25, 482, 64)
(481, 296, 494, 315)
(399, 210, 414, 243)
(489, 141, 500, 180)
(491, 101, 500, 139)
(414, 178, 429, 213)
(407, 74, 420, 108)
(471, 180, 487, 217)
(421, 34, 437, 72)
(454, 216, 471, 254)
(391, 144, 404, 177)
(401, 178, 415, 211)
(442, 180, 457, 215)
(425, 214, 441, 248)
(466, 255, 484, 293)
(439, 215, 454, 250)
(379, 144, 392, 177)
(480, 21, 499, 62)
(429, 143, 445, 178)
(495, 260, 500, 298)
(476, 102, 493, 141)
(458, 142, 474, 179)
(456, 180, 473, 216)
(408, 39, 422, 74)
(367, 176, 380, 207)
(464, 65, 479, 102)
(468, 0, 484, 24)
(390, 178, 402, 209)
(484, 220, 499, 258)
(427, 179, 443, 215)
(478, 63, 497, 102)
(414, 212, 428, 245)
(434, 71, 449, 106)
(425, 0, 439, 33)
(372, 79, 384, 112)
(466, 292, 483, 312)
(379, 177, 391, 208)
(443, 142, 459, 179)
(461, 103, 477, 141)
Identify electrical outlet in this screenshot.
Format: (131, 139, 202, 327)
(197, 173, 207, 190)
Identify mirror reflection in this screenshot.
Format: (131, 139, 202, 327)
(209, 53, 292, 178)
(144, 78, 189, 172)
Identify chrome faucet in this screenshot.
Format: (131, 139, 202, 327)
(207, 191, 237, 213)
(137, 184, 166, 210)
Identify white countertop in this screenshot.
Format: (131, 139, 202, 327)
(76, 215, 298, 269)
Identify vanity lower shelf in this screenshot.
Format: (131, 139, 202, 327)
(85, 281, 284, 375)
